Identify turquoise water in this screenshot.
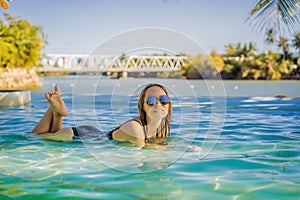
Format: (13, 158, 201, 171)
(0, 76, 300, 199)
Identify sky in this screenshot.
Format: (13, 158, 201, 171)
(1, 0, 273, 55)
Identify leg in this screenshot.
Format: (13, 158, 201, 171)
(47, 85, 68, 132)
(31, 85, 74, 141)
(36, 127, 74, 141)
(50, 112, 63, 133)
(31, 85, 68, 134)
(31, 105, 53, 134)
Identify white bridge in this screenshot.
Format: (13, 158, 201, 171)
(39, 54, 187, 73)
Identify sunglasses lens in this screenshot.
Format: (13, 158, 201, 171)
(146, 96, 156, 106)
(146, 95, 170, 106)
(160, 95, 170, 105)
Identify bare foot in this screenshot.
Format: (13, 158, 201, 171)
(45, 85, 68, 116)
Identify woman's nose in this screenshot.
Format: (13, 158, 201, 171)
(155, 100, 162, 106)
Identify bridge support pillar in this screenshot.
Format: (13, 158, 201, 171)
(118, 71, 128, 79)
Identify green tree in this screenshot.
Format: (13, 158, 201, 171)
(225, 44, 235, 56)
(278, 37, 291, 60)
(293, 32, 300, 51)
(293, 32, 300, 66)
(279, 59, 294, 78)
(222, 63, 241, 79)
(210, 51, 224, 73)
(265, 28, 275, 45)
(180, 54, 220, 79)
(0, 13, 46, 69)
(242, 52, 282, 80)
(180, 55, 202, 79)
(247, 42, 256, 57)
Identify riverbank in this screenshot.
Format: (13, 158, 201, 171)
(0, 68, 41, 89)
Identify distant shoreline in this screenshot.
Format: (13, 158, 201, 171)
(37, 75, 300, 98)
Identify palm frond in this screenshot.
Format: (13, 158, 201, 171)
(247, 0, 300, 37)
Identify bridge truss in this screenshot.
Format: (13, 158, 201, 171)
(38, 54, 187, 72)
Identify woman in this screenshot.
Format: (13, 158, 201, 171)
(31, 83, 172, 148)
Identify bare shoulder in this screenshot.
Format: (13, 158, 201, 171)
(112, 118, 144, 142)
(119, 119, 144, 139)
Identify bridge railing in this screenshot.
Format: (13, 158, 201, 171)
(38, 54, 188, 72)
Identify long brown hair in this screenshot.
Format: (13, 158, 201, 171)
(138, 83, 172, 137)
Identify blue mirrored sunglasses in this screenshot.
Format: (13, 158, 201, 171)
(146, 95, 170, 106)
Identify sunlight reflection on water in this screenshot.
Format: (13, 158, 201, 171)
(0, 76, 299, 199)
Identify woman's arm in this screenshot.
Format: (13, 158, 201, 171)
(112, 120, 146, 147)
(111, 121, 202, 152)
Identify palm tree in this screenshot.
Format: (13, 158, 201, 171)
(225, 44, 235, 56)
(245, 42, 256, 57)
(248, 0, 300, 36)
(278, 37, 290, 60)
(265, 28, 275, 45)
(293, 32, 300, 66)
(242, 52, 282, 80)
(293, 32, 300, 52)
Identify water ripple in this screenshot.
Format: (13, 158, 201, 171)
(0, 92, 299, 199)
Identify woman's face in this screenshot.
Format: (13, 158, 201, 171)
(144, 86, 169, 121)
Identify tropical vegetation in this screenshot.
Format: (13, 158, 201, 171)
(1, 8, 299, 80)
(181, 33, 299, 80)
(247, 0, 300, 37)
(181, 0, 300, 80)
(0, 13, 46, 69)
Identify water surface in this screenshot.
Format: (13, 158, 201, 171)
(0, 76, 299, 199)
